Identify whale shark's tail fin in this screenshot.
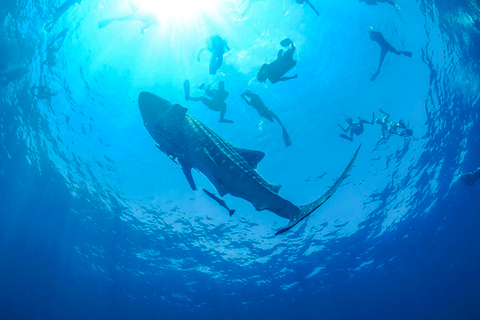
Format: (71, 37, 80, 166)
(275, 144, 361, 235)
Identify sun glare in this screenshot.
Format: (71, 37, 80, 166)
(134, 0, 221, 26)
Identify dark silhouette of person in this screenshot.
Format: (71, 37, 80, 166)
(295, 0, 319, 16)
(359, 0, 399, 8)
(460, 167, 480, 185)
(241, 90, 292, 147)
(98, 0, 159, 34)
(44, 0, 81, 32)
(257, 38, 298, 84)
(369, 30, 412, 81)
(338, 113, 375, 142)
(375, 109, 412, 138)
(0, 68, 27, 87)
(183, 79, 234, 123)
(197, 35, 230, 75)
(43, 28, 69, 66)
(31, 85, 57, 100)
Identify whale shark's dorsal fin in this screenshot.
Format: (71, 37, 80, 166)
(171, 104, 188, 117)
(234, 147, 265, 169)
(270, 184, 282, 194)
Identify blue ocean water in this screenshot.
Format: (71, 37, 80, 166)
(1, 0, 479, 319)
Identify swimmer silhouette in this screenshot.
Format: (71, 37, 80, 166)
(31, 85, 57, 100)
(369, 30, 412, 81)
(98, 0, 158, 34)
(338, 113, 375, 142)
(460, 167, 480, 186)
(44, 0, 80, 32)
(359, 0, 400, 9)
(295, 0, 319, 16)
(183, 80, 234, 123)
(257, 38, 298, 84)
(375, 109, 412, 138)
(241, 90, 292, 147)
(197, 35, 230, 75)
(43, 28, 68, 66)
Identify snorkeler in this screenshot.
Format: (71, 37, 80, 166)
(98, 0, 159, 35)
(197, 35, 230, 75)
(295, 0, 319, 16)
(375, 109, 412, 138)
(338, 113, 375, 142)
(43, 28, 69, 66)
(183, 79, 234, 123)
(0, 68, 27, 87)
(460, 167, 480, 186)
(31, 85, 57, 100)
(369, 30, 412, 81)
(257, 38, 298, 84)
(359, 0, 400, 9)
(241, 90, 292, 147)
(44, 0, 81, 32)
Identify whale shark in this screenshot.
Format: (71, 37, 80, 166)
(138, 92, 361, 235)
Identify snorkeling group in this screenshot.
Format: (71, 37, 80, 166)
(339, 109, 413, 142)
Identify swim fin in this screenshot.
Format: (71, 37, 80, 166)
(280, 38, 292, 47)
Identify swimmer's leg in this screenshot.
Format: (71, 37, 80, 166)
(339, 133, 353, 142)
(305, 0, 320, 15)
(219, 107, 234, 123)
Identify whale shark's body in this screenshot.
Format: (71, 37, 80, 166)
(138, 92, 360, 234)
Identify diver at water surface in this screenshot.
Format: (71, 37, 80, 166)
(257, 38, 298, 84)
(198, 35, 230, 75)
(241, 90, 292, 147)
(369, 30, 412, 81)
(359, 0, 400, 9)
(295, 0, 319, 16)
(338, 113, 375, 142)
(184, 79, 234, 123)
(43, 28, 69, 66)
(375, 109, 412, 138)
(44, 0, 81, 32)
(31, 84, 57, 100)
(460, 167, 480, 186)
(98, 0, 159, 34)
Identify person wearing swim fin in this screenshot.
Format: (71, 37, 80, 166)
(338, 113, 375, 142)
(197, 35, 230, 75)
(257, 38, 298, 84)
(460, 167, 480, 186)
(43, 28, 69, 66)
(241, 90, 292, 147)
(183, 79, 234, 123)
(98, 0, 158, 34)
(359, 0, 399, 8)
(375, 109, 412, 138)
(295, 0, 319, 16)
(369, 30, 412, 81)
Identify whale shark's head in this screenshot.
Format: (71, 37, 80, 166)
(138, 92, 187, 128)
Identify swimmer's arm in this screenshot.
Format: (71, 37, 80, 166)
(338, 124, 349, 133)
(379, 109, 389, 117)
(241, 94, 252, 105)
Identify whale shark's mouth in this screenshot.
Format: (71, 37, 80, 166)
(133, 0, 222, 26)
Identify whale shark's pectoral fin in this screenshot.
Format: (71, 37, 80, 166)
(234, 147, 265, 169)
(178, 159, 197, 191)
